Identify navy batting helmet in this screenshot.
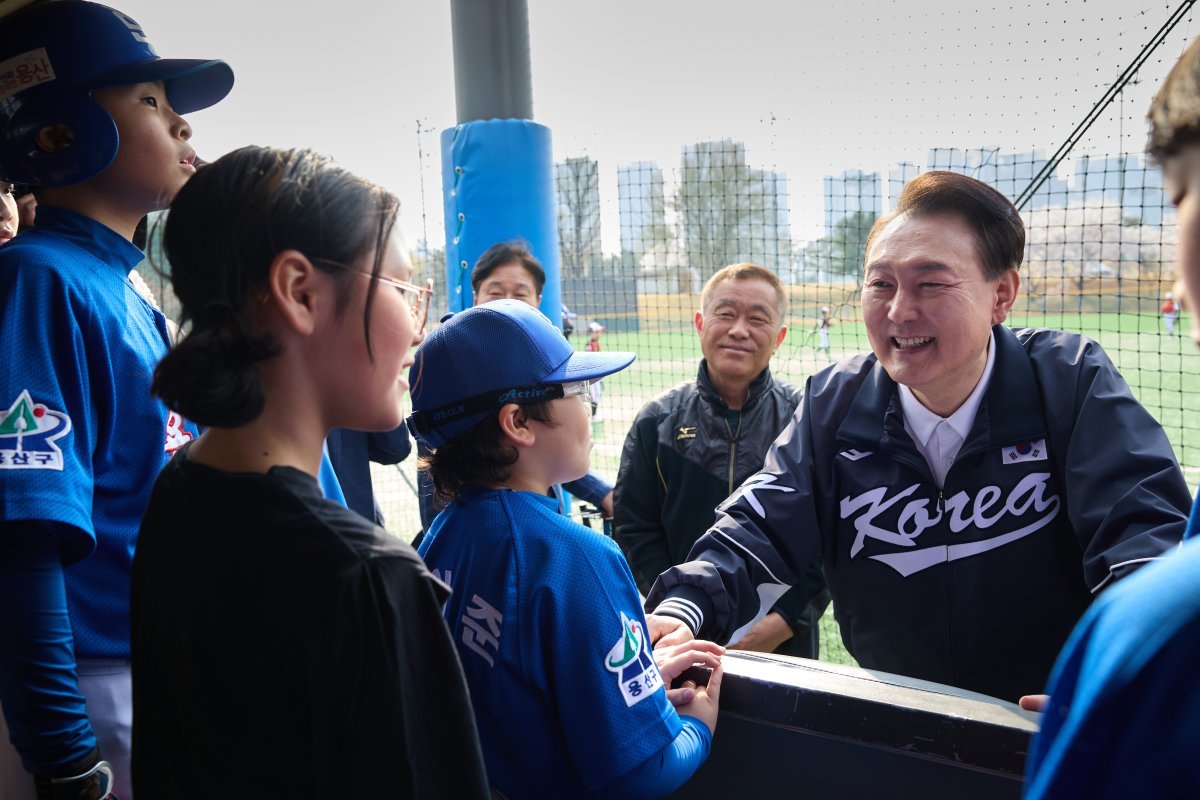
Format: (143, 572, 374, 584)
(0, 1, 234, 187)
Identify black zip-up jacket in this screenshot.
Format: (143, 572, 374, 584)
(648, 326, 1192, 700)
(615, 362, 827, 657)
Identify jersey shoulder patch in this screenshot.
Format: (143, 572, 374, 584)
(604, 612, 664, 707)
(0, 389, 72, 470)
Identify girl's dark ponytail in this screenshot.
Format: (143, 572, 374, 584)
(152, 304, 279, 428)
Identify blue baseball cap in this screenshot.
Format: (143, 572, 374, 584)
(0, 1, 235, 186)
(407, 299, 635, 447)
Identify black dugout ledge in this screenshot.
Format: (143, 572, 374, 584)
(672, 652, 1039, 799)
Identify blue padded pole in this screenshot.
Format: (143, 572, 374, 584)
(440, 119, 561, 322)
(443, 0, 560, 324)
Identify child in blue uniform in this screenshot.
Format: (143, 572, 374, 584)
(416, 241, 615, 535)
(1022, 35, 1200, 799)
(0, 4, 232, 797)
(410, 299, 724, 799)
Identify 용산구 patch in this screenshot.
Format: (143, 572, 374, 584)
(0, 389, 72, 470)
(605, 612, 664, 707)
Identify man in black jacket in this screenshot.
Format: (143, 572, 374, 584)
(616, 263, 829, 657)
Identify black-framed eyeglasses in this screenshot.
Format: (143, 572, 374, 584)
(407, 380, 594, 438)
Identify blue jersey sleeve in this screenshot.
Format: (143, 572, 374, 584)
(601, 715, 711, 799)
(563, 470, 612, 507)
(0, 523, 96, 774)
(2, 218, 196, 659)
(1185, 485, 1200, 540)
(317, 445, 347, 508)
(1025, 537, 1200, 798)
(525, 528, 682, 789)
(0, 259, 97, 561)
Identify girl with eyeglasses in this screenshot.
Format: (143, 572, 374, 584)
(129, 145, 488, 797)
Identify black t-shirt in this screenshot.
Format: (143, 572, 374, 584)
(130, 443, 489, 799)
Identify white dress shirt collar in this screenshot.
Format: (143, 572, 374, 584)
(898, 332, 996, 487)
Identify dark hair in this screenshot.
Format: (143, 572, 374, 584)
(470, 241, 546, 296)
(1148, 37, 1200, 160)
(420, 402, 557, 504)
(153, 146, 399, 427)
(864, 171, 1025, 281)
(132, 215, 148, 250)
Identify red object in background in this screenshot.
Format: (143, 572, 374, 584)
(586, 321, 605, 352)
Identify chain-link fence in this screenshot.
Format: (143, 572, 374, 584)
(137, 1, 1200, 579)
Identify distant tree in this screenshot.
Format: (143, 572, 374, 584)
(411, 241, 447, 314)
(797, 237, 833, 277)
(556, 157, 602, 278)
(820, 210, 877, 275)
(1022, 204, 1176, 314)
(619, 249, 638, 275)
(635, 212, 677, 275)
(618, 161, 676, 276)
(675, 140, 791, 281)
(596, 252, 624, 278)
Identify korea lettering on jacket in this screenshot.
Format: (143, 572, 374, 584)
(839, 467, 1058, 577)
(650, 325, 1191, 701)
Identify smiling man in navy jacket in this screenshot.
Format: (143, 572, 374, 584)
(647, 171, 1192, 702)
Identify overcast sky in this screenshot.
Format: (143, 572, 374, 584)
(111, 0, 1194, 249)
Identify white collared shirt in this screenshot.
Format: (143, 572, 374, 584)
(898, 332, 996, 489)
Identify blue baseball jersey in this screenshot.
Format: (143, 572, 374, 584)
(1024, 518, 1200, 798)
(0, 207, 198, 658)
(418, 487, 682, 796)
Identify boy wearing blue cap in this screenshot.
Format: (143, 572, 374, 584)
(0, 3, 232, 797)
(409, 299, 724, 799)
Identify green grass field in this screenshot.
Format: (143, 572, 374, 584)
(374, 310, 1200, 667)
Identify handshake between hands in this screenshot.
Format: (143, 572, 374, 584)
(646, 614, 724, 735)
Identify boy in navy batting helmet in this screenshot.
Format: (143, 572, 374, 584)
(0, 3, 232, 797)
(410, 299, 725, 798)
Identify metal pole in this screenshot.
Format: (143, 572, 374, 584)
(449, 0, 534, 123)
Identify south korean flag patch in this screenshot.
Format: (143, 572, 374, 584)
(605, 612, 663, 707)
(1003, 438, 1048, 465)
